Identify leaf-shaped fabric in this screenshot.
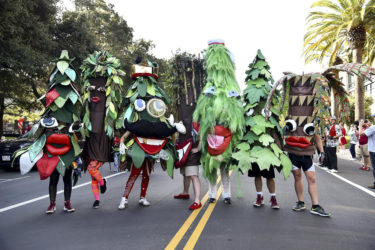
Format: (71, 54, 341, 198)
(29, 134, 46, 162)
(57, 60, 69, 75)
(128, 143, 145, 168)
(65, 68, 76, 82)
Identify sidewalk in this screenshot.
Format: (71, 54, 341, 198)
(336, 148, 362, 164)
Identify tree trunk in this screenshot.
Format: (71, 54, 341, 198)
(353, 48, 365, 120)
(0, 92, 4, 139)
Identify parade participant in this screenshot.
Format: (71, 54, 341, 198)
(172, 53, 205, 210)
(13, 51, 83, 214)
(80, 51, 125, 209)
(269, 62, 375, 217)
(325, 116, 341, 173)
(232, 50, 292, 209)
(118, 58, 185, 209)
(193, 39, 244, 204)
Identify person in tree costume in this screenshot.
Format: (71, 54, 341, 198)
(266, 63, 375, 217)
(80, 51, 125, 209)
(232, 50, 293, 209)
(193, 40, 244, 204)
(118, 57, 186, 209)
(13, 50, 83, 214)
(172, 53, 205, 210)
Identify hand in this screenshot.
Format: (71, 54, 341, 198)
(191, 147, 199, 154)
(120, 143, 127, 155)
(319, 152, 326, 165)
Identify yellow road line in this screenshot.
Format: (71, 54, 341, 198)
(183, 186, 223, 250)
(165, 176, 222, 250)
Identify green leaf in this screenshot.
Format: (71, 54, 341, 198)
(57, 60, 69, 75)
(56, 159, 66, 176)
(137, 79, 147, 97)
(232, 149, 255, 173)
(251, 115, 275, 135)
(71, 138, 81, 157)
(113, 75, 120, 84)
(54, 96, 68, 108)
(128, 143, 145, 168)
(258, 134, 274, 146)
(250, 148, 280, 171)
(257, 50, 265, 59)
(29, 134, 46, 161)
(280, 154, 293, 179)
(244, 85, 267, 105)
(247, 78, 268, 88)
(68, 91, 78, 105)
(65, 68, 76, 82)
(270, 143, 282, 157)
(243, 131, 259, 144)
(147, 81, 156, 96)
(166, 150, 174, 178)
(254, 60, 268, 69)
(260, 68, 272, 79)
(248, 69, 260, 80)
(236, 142, 250, 151)
(60, 79, 71, 86)
(107, 67, 113, 76)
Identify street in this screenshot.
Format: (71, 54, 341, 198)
(0, 152, 374, 250)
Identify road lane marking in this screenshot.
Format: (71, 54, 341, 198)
(183, 185, 223, 250)
(0, 171, 125, 213)
(165, 176, 222, 250)
(0, 176, 30, 183)
(327, 171, 375, 198)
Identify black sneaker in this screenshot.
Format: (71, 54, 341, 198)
(93, 200, 100, 209)
(310, 205, 331, 217)
(100, 179, 107, 194)
(292, 201, 306, 211)
(223, 197, 231, 205)
(208, 198, 216, 203)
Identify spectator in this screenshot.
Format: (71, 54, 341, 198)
(325, 116, 341, 173)
(362, 115, 375, 189)
(348, 124, 358, 161)
(339, 122, 347, 151)
(358, 119, 371, 171)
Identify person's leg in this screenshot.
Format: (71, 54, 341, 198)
(62, 168, 75, 212)
(254, 176, 263, 193)
(123, 164, 142, 199)
(91, 177, 100, 201)
(88, 160, 104, 185)
(304, 170, 318, 205)
(49, 170, 59, 203)
(191, 175, 201, 204)
(266, 178, 275, 194)
(140, 161, 152, 199)
(349, 144, 356, 159)
(207, 179, 217, 201)
(183, 175, 191, 194)
(364, 156, 371, 168)
(332, 147, 338, 170)
(292, 169, 304, 202)
(369, 152, 375, 188)
(220, 165, 231, 200)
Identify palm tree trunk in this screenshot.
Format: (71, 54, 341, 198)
(353, 48, 365, 120)
(0, 92, 4, 138)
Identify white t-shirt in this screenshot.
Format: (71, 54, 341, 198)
(364, 125, 375, 152)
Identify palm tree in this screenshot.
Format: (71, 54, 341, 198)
(303, 0, 375, 120)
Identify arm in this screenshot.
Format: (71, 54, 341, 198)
(191, 140, 202, 154)
(314, 134, 324, 153)
(120, 131, 131, 144)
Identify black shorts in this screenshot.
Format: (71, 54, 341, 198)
(248, 163, 275, 179)
(289, 153, 313, 172)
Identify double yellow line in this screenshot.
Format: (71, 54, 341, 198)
(165, 172, 230, 250)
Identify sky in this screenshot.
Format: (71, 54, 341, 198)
(63, 0, 323, 87)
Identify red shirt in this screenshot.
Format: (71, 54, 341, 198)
(359, 126, 368, 145)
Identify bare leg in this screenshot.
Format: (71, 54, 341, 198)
(183, 175, 191, 194)
(292, 169, 304, 202)
(191, 175, 201, 204)
(305, 171, 319, 205)
(254, 176, 263, 192)
(266, 178, 275, 194)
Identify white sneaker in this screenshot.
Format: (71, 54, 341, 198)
(175, 121, 186, 134)
(320, 166, 328, 171)
(139, 197, 150, 206)
(118, 197, 128, 210)
(350, 158, 357, 161)
(330, 169, 338, 173)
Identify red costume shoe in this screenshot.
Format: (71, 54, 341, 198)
(189, 202, 202, 210)
(174, 193, 190, 199)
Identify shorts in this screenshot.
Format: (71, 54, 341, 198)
(180, 165, 199, 176)
(359, 144, 369, 157)
(248, 163, 275, 179)
(289, 153, 315, 172)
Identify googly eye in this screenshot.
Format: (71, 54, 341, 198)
(303, 123, 315, 135)
(97, 87, 106, 92)
(285, 119, 297, 132)
(134, 99, 146, 112)
(203, 86, 215, 95)
(87, 86, 95, 91)
(246, 109, 254, 116)
(227, 90, 239, 98)
(147, 98, 166, 118)
(261, 108, 272, 117)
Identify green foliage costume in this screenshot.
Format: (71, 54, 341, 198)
(193, 40, 244, 184)
(13, 50, 83, 182)
(232, 50, 293, 179)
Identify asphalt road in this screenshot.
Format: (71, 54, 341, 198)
(0, 151, 374, 250)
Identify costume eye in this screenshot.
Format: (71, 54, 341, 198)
(87, 86, 96, 91)
(246, 109, 254, 116)
(147, 98, 166, 118)
(203, 86, 215, 96)
(261, 108, 272, 117)
(97, 87, 106, 92)
(303, 123, 315, 135)
(41, 117, 58, 128)
(134, 99, 146, 112)
(285, 119, 297, 132)
(227, 90, 239, 98)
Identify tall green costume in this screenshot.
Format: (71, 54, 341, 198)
(193, 40, 244, 201)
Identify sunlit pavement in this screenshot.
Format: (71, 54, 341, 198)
(0, 152, 374, 250)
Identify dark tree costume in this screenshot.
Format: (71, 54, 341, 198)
(14, 51, 83, 214)
(118, 58, 185, 209)
(80, 51, 125, 208)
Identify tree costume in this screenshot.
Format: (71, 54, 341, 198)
(193, 40, 244, 203)
(118, 58, 184, 209)
(13, 50, 83, 213)
(80, 51, 125, 208)
(232, 50, 292, 205)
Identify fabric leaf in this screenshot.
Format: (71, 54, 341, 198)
(243, 131, 259, 144)
(65, 68, 76, 82)
(258, 134, 274, 146)
(250, 148, 280, 170)
(128, 143, 145, 168)
(270, 143, 282, 157)
(29, 134, 46, 161)
(57, 60, 69, 75)
(280, 154, 293, 179)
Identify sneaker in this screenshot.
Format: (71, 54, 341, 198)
(292, 201, 306, 211)
(64, 200, 75, 213)
(118, 197, 128, 210)
(350, 158, 357, 161)
(368, 185, 375, 189)
(93, 200, 100, 209)
(270, 196, 280, 209)
(46, 201, 56, 214)
(359, 165, 366, 170)
(100, 178, 107, 194)
(174, 193, 190, 199)
(208, 198, 216, 203)
(253, 195, 264, 207)
(139, 197, 150, 206)
(364, 166, 371, 171)
(310, 205, 331, 217)
(223, 197, 231, 205)
(320, 166, 328, 171)
(330, 169, 338, 173)
(189, 202, 202, 210)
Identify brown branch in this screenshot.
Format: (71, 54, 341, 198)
(183, 67, 188, 105)
(191, 58, 197, 103)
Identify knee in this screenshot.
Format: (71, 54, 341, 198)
(293, 171, 302, 181)
(306, 175, 316, 185)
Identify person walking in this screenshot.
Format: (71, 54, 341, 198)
(363, 115, 375, 189)
(325, 116, 341, 173)
(358, 120, 371, 171)
(348, 124, 358, 161)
